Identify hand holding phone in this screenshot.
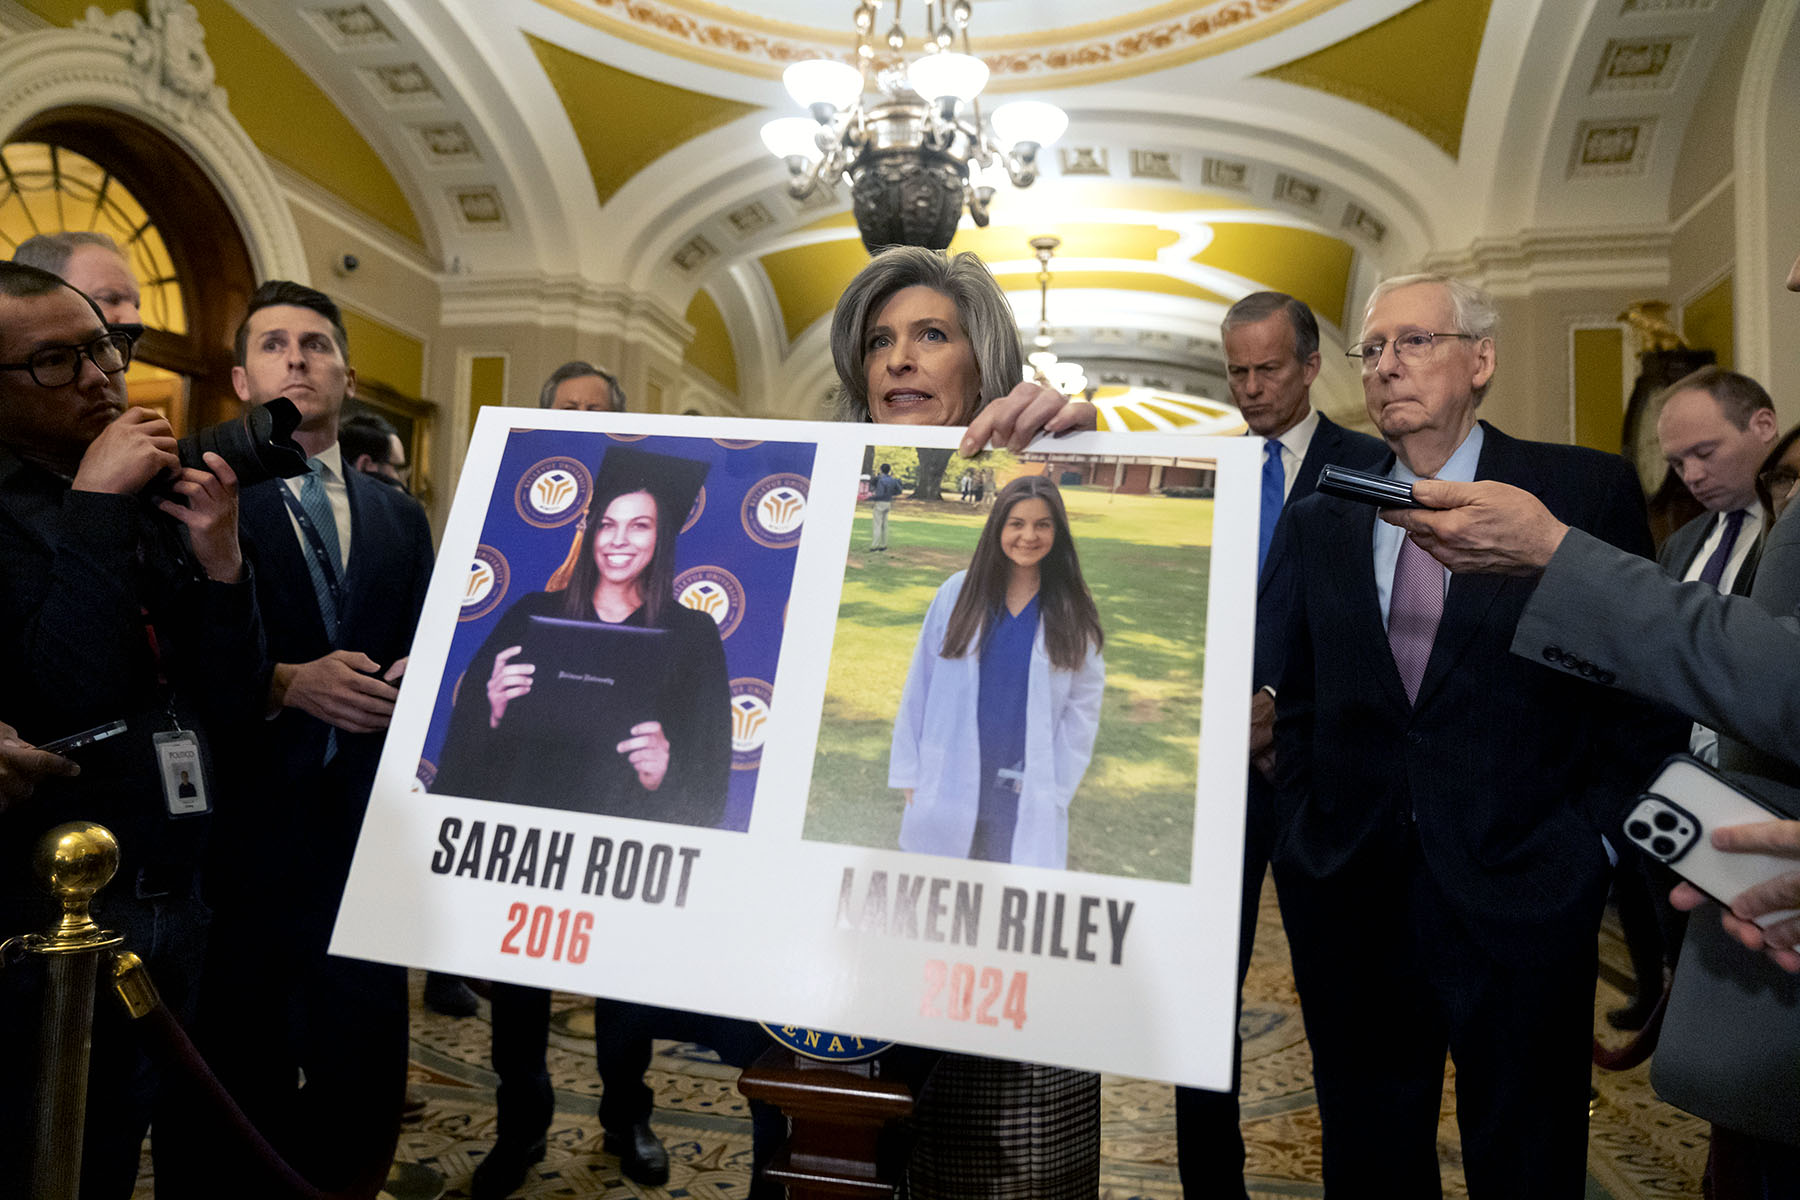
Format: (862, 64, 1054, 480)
(1623, 756, 1800, 928)
(37, 719, 128, 756)
(1315, 464, 1436, 510)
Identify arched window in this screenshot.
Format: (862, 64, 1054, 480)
(2, 107, 256, 434)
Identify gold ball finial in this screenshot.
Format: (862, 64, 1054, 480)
(34, 822, 119, 900)
(32, 822, 123, 952)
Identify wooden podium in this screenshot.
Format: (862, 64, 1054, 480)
(737, 1046, 930, 1198)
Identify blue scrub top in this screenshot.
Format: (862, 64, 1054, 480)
(972, 593, 1037, 860)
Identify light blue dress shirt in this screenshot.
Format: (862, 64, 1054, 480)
(1373, 422, 1484, 626)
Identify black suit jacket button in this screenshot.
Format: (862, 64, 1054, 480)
(1406, 731, 1424, 746)
(1597, 669, 1616, 686)
(1544, 645, 1562, 663)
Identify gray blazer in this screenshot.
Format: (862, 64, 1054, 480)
(1513, 509, 1800, 784)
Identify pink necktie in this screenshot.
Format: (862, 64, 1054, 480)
(1388, 535, 1444, 704)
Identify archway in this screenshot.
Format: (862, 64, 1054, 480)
(4, 107, 256, 432)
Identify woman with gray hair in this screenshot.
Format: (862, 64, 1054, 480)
(831, 245, 1092, 454)
(829, 244, 1099, 1200)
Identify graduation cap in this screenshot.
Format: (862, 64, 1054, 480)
(548, 443, 710, 591)
(590, 443, 709, 529)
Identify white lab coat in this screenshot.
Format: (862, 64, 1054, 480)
(889, 571, 1105, 868)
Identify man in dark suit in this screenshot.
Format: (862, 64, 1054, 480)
(1658, 366, 1777, 598)
(1174, 291, 1382, 1198)
(182, 281, 434, 1194)
(1268, 273, 1674, 1196)
(0, 261, 261, 1196)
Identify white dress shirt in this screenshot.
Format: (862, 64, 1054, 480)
(282, 440, 352, 571)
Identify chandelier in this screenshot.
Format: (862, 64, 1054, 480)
(760, 1, 1068, 253)
(1024, 235, 1088, 397)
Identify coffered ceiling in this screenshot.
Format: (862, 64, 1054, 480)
(6, 0, 1766, 419)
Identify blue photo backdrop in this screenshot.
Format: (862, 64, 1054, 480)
(419, 430, 816, 831)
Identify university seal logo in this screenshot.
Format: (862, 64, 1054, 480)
(741, 473, 809, 549)
(460, 545, 509, 621)
(514, 457, 592, 528)
(675, 565, 745, 639)
(759, 1023, 893, 1063)
(729, 678, 773, 770)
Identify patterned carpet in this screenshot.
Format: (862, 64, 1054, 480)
(134, 879, 1710, 1198)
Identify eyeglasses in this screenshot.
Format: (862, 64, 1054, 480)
(0, 331, 135, 388)
(1761, 466, 1800, 497)
(1345, 331, 1474, 370)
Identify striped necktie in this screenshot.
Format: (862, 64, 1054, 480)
(298, 459, 341, 640)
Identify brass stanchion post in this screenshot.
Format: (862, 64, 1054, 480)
(25, 822, 123, 1200)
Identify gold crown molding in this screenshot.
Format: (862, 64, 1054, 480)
(530, 0, 1349, 90)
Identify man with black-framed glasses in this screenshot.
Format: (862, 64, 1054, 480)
(1266, 271, 1679, 1196)
(0, 261, 263, 1195)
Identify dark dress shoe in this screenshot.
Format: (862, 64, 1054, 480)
(424, 972, 480, 1017)
(471, 1136, 547, 1200)
(1606, 996, 1659, 1031)
(604, 1121, 670, 1186)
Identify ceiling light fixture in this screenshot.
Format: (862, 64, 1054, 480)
(762, 0, 1068, 253)
(1025, 235, 1087, 397)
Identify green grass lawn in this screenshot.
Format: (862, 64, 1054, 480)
(804, 486, 1213, 882)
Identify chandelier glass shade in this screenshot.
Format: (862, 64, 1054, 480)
(761, 1, 1067, 253)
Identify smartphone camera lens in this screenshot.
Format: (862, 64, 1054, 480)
(1653, 811, 1679, 831)
(1627, 820, 1651, 841)
(1652, 835, 1676, 857)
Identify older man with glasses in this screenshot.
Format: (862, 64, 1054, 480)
(1265, 271, 1681, 1197)
(0, 260, 262, 1195)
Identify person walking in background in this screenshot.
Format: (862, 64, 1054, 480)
(869, 461, 904, 550)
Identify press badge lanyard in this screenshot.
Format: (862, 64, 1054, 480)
(279, 482, 344, 619)
(142, 607, 211, 816)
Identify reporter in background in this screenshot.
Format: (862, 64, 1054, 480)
(0, 261, 262, 1196)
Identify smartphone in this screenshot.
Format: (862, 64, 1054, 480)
(1622, 755, 1800, 927)
(1315, 464, 1434, 510)
(37, 719, 128, 756)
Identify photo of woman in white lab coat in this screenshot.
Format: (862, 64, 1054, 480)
(888, 474, 1106, 868)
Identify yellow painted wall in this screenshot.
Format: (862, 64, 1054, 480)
(16, 0, 424, 246)
(1196, 224, 1354, 325)
(341, 307, 424, 397)
(1261, 0, 1494, 158)
(683, 288, 738, 394)
(467, 354, 508, 430)
(526, 35, 757, 208)
(1683, 275, 1735, 372)
(760, 239, 874, 343)
(1571, 327, 1625, 453)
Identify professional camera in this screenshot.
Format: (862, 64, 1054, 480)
(165, 396, 310, 489)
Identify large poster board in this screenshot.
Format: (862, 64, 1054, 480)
(332, 409, 1258, 1090)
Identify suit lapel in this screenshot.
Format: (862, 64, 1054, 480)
(1318, 490, 1413, 711)
(1731, 526, 1764, 597)
(1258, 415, 1345, 602)
(243, 480, 332, 647)
(1411, 423, 1513, 708)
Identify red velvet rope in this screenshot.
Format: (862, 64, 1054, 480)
(127, 999, 359, 1200)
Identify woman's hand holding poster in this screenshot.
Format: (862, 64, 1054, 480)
(331, 408, 1258, 1090)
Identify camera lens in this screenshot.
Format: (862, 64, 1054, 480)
(1653, 811, 1678, 831)
(1652, 836, 1675, 857)
(1627, 820, 1651, 840)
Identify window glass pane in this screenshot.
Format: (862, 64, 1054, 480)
(0, 142, 189, 335)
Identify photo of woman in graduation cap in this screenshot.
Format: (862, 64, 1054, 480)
(433, 444, 730, 827)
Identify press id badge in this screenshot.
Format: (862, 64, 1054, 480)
(153, 730, 211, 816)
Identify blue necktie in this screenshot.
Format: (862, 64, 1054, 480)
(1258, 439, 1285, 572)
(298, 460, 342, 640)
(1697, 508, 1747, 591)
(298, 460, 342, 762)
